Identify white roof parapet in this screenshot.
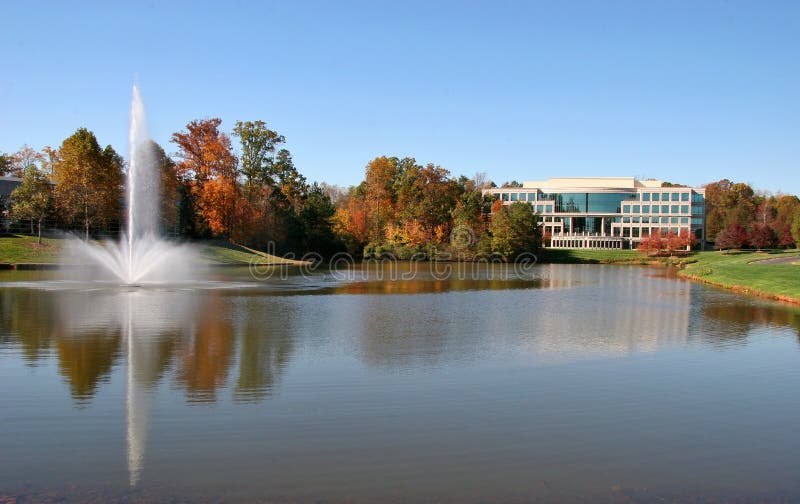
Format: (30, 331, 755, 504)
(519, 177, 664, 190)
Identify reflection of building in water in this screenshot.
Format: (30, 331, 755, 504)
(518, 266, 692, 361)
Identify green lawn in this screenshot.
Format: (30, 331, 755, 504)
(679, 250, 800, 302)
(0, 234, 305, 266)
(0, 235, 64, 264)
(541, 248, 653, 264)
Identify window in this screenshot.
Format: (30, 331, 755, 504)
(633, 205, 640, 213)
(692, 193, 704, 203)
(623, 205, 629, 213)
(681, 217, 689, 224)
(661, 217, 669, 224)
(661, 205, 669, 213)
(692, 205, 703, 215)
(671, 217, 679, 224)
(681, 205, 689, 214)
(672, 205, 679, 213)
(681, 193, 689, 201)
(633, 228, 640, 238)
(671, 193, 679, 201)
(623, 217, 630, 223)
(502, 193, 509, 201)
(546, 205, 553, 213)
(642, 193, 651, 201)
(536, 205, 544, 213)
(652, 206, 659, 213)
(511, 193, 518, 201)
(633, 217, 641, 223)
(652, 193, 660, 201)
(643, 205, 650, 213)
(642, 216, 650, 223)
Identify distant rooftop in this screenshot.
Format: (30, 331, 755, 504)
(521, 177, 664, 190)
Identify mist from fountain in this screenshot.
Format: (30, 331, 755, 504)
(67, 85, 200, 285)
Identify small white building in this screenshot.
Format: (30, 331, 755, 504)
(482, 177, 706, 249)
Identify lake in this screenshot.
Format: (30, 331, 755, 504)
(1, 263, 799, 503)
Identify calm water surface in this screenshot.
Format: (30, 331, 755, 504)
(1, 263, 799, 502)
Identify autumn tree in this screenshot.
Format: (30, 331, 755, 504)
(791, 210, 800, 249)
(53, 128, 123, 239)
(12, 145, 45, 177)
(10, 165, 53, 243)
(395, 162, 459, 242)
(715, 222, 749, 251)
(638, 230, 696, 255)
(363, 156, 400, 242)
(489, 202, 541, 258)
(748, 223, 777, 250)
(171, 118, 238, 238)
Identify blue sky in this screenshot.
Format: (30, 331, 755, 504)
(2, 1, 798, 194)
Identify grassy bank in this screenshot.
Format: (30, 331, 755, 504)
(541, 248, 658, 264)
(678, 250, 800, 304)
(0, 234, 304, 266)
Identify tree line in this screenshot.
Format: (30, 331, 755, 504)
(3, 127, 800, 255)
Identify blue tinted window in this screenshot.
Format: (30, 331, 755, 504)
(502, 193, 508, 201)
(672, 205, 679, 213)
(681, 193, 689, 201)
(652, 206, 659, 213)
(671, 193, 679, 201)
(652, 193, 660, 201)
(662, 205, 669, 213)
(633, 205, 640, 213)
(681, 205, 689, 213)
(642, 193, 651, 201)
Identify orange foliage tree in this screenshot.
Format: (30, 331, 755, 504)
(171, 118, 239, 238)
(637, 230, 697, 255)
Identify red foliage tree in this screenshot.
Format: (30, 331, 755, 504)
(748, 222, 777, 250)
(715, 222, 748, 250)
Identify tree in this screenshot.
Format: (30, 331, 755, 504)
(748, 223, 777, 250)
(12, 145, 45, 177)
(715, 222, 749, 251)
(53, 128, 123, 239)
(10, 165, 52, 243)
(171, 119, 239, 238)
(0, 152, 12, 176)
(637, 230, 696, 256)
(147, 140, 180, 233)
(792, 210, 800, 249)
(299, 183, 342, 257)
(232, 120, 285, 187)
(489, 202, 541, 258)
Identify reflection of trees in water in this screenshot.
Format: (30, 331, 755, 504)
(57, 330, 123, 403)
(175, 296, 235, 403)
(0, 288, 59, 364)
(701, 301, 800, 343)
(0, 289, 296, 405)
(234, 312, 294, 403)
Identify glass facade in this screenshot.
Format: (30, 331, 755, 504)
(540, 192, 637, 213)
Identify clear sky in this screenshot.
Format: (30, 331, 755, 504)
(2, 1, 798, 194)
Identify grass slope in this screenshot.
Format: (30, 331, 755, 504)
(0, 234, 304, 266)
(679, 250, 800, 303)
(541, 248, 654, 264)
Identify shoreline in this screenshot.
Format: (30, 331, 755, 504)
(678, 270, 800, 306)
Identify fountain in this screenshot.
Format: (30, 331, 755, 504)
(67, 85, 199, 285)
